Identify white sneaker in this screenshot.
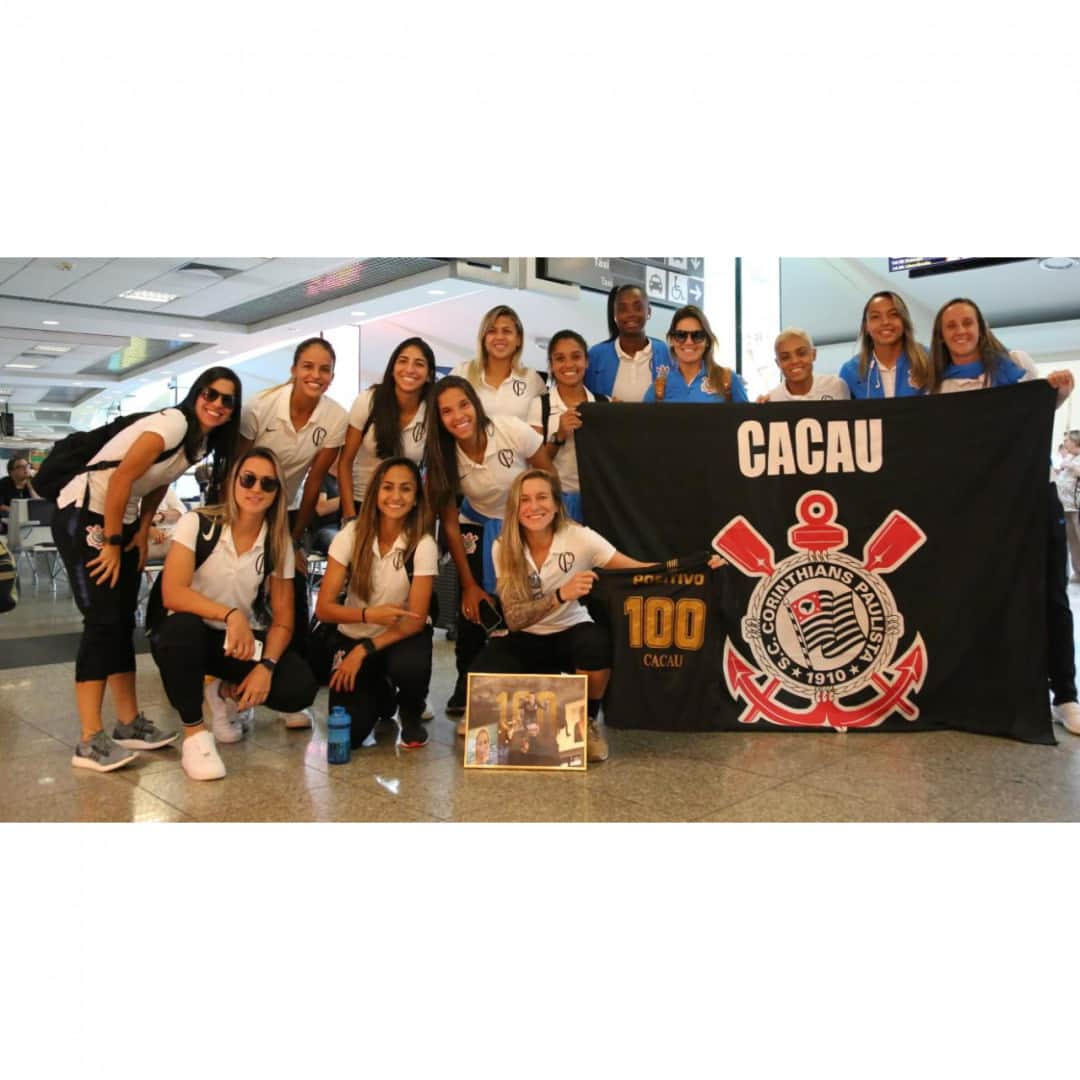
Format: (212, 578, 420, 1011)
(181, 730, 226, 781)
(280, 708, 314, 730)
(1052, 701, 1080, 735)
(203, 678, 243, 744)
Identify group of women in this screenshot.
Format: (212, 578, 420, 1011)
(49, 283, 1080, 783)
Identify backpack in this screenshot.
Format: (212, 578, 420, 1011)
(0, 536, 17, 614)
(144, 511, 274, 636)
(34, 410, 186, 501)
(538, 391, 609, 435)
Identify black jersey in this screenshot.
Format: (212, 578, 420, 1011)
(591, 554, 737, 731)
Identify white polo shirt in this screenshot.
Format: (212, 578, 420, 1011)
(526, 386, 595, 494)
(493, 522, 616, 635)
(240, 385, 348, 506)
(765, 374, 851, 402)
(170, 511, 295, 630)
(611, 339, 655, 403)
(449, 362, 546, 420)
(457, 416, 543, 521)
(58, 408, 196, 523)
(346, 388, 428, 503)
(327, 522, 438, 640)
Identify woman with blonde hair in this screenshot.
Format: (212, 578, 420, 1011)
(839, 291, 929, 398)
(643, 304, 748, 403)
(471, 468, 652, 761)
(450, 304, 546, 420)
(315, 456, 436, 749)
(152, 447, 317, 780)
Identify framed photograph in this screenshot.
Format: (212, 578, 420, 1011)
(463, 673, 589, 771)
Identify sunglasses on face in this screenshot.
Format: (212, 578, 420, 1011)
(671, 330, 708, 344)
(201, 386, 237, 410)
(238, 471, 280, 493)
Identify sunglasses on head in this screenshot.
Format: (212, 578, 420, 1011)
(200, 386, 237, 410)
(238, 471, 280, 494)
(671, 330, 708, 344)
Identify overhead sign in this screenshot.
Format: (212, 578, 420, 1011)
(538, 258, 705, 309)
(889, 257, 1029, 277)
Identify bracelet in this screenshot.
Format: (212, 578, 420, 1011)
(362, 607, 367, 623)
(555, 587, 563, 603)
(223, 607, 238, 623)
(550, 434, 565, 447)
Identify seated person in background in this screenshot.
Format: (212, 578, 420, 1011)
(311, 472, 342, 554)
(146, 486, 188, 562)
(761, 328, 851, 402)
(0, 456, 35, 535)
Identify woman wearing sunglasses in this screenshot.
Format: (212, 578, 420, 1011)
(52, 366, 241, 773)
(151, 448, 318, 780)
(643, 305, 748, 403)
(237, 336, 349, 729)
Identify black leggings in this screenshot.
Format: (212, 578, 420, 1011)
(328, 626, 433, 747)
(470, 621, 613, 679)
(150, 612, 318, 727)
(453, 522, 488, 688)
(51, 503, 141, 682)
(1047, 483, 1077, 704)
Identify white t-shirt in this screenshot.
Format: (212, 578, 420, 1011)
(611, 339, 654, 403)
(526, 386, 596, 494)
(449, 361, 546, 420)
(345, 388, 428, 503)
(457, 415, 543, 521)
(765, 374, 851, 402)
(240, 385, 349, 505)
(327, 523, 438, 640)
(493, 522, 616, 635)
(170, 511, 295, 630)
(57, 408, 196, 523)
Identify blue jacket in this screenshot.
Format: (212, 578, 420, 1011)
(643, 364, 749, 403)
(839, 351, 927, 399)
(585, 337, 671, 399)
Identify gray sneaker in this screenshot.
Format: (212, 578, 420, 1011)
(113, 713, 180, 750)
(72, 731, 138, 773)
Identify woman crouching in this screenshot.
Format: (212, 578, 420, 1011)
(152, 448, 317, 780)
(474, 469, 652, 762)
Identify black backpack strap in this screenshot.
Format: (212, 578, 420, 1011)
(539, 393, 551, 437)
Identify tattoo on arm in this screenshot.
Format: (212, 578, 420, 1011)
(502, 592, 560, 632)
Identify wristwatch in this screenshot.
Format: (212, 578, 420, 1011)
(105, 534, 124, 546)
(549, 433, 566, 446)
(260, 657, 278, 672)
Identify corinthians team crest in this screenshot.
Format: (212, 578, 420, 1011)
(713, 491, 928, 730)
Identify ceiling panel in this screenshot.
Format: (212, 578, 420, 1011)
(0, 258, 113, 299)
(162, 257, 364, 317)
(0, 259, 33, 285)
(53, 258, 188, 304)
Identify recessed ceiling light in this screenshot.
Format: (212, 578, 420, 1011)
(117, 288, 179, 303)
(427, 289, 446, 296)
(32, 344, 72, 354)
(216, 349, 230, 355)
(42, 320, 59, 326)
(177, 332, 195, 339)
(5, 362, 41, 370)
(350, 311, 367, 317)
(1039, 257, 1078, 271)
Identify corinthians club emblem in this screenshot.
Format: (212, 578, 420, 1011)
(712, 491, 928, 730)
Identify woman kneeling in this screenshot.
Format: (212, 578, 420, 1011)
(152, 449, 317, 780)
(315, 457, 435, 750)
(475, 469, 652, 762)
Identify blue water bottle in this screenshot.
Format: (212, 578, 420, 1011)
(327, 706, 352, 765)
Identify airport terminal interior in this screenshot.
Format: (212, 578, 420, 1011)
(3, 256, 1080, 822)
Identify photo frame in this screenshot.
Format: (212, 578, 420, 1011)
(463, 672, 588, 771)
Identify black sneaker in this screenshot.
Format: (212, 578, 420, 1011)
(445, 683, 467, 716)
(400, 721, 429, 750)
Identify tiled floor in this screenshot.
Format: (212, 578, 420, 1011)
(3, 568, 1080, 822)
